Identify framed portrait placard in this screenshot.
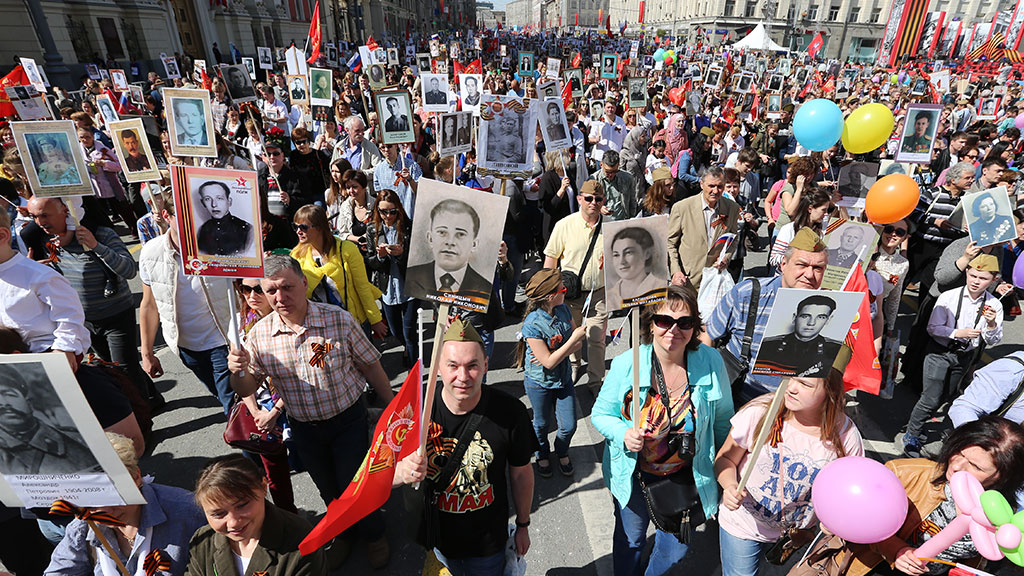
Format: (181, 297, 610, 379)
(977, 96, 1001, 120)
(4, 86, 51, 121)
(242, 57, 256, 80)
(821, 219, 880, 290)
(895, 103, 942, 164)
(374, 89, 415, 145)
(257, 47, 274, 70)
(221, 64, 257, 103)
(0, 354, 146, 508)
(537, 98, 573, 151)
(437, 111, 473, 157)
(603, 216, 670, 312)
(601, 53, 618, 79)
(95, 93, 119, 125)
(161, 56, 181, 79)
(459, 74, 483, 116)
(309, 68, 333, 108)
(421, 73, 451, 113)
(162, 88, 216, 158)
(477, 94, 536, 178)
(627, 77, 648, 108)
(750, 288, 865, 378)
(546, 56, 562, 79)
(564, 68, 584, 98)
(11, 120, 92, 197)
(837, 161, 880, 210)
(406, 179, 510, 312)
(108, 118, 160, 183)
(170, 165, 265, 277)
(109, 69, 128, 92)
(287, 74, 308, 106)
(963, 186, 1017, 247)
(518, 51, 535, 75)
(128, 84, 145, 105)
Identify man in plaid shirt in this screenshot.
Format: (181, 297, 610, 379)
(228, 254, 394, 568)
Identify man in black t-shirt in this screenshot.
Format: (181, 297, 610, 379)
(394, 319, 537, 575)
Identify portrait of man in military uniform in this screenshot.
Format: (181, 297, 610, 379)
(897, 108, 939, 163)
(754, 294, 844, 379)
(195, 180, 254, 256)
(0, 364, 99, 476)
(827, 226, 866, 269)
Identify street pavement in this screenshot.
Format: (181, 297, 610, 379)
(36, 222, 1024, 575)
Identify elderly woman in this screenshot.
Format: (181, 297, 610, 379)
(46, 433, 206, 576)
(186, 455, 325, 576)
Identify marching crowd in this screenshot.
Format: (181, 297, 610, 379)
(2, 25, 1024, 576)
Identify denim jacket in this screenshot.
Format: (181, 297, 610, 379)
(592, 343, 734, 518)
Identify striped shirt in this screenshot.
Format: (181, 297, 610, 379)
(911, 185, 968, 245)
(244, 301, 381, 422)
(705, 275, 783, 397)
(50, 226, 137, 321)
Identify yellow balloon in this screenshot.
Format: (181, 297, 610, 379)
(842, 103, 895, 154)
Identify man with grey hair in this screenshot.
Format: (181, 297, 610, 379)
(228, 254, 394, 569)
(335, 114, 383, 182)
(668, 166, 741, 288)
(593, 150, 636, 221)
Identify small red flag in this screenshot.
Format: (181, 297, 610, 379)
(306, 1, 322, 64)
(298, 362, 422, 554)
(561, 75, 573, 110)
(750, 91, 760, 123)
(807, 32, 824, 60)
(366, 36, 379, 52)
(571, 52, 582, 68)
(841, 266, 882, 394)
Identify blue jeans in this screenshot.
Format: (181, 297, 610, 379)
(523, 377, 577, 459)
(719, 524, 767, 576)
(383, 299, 419, 361)
(433, 547, 505, 576)
(178, 345, 233, 414)
(613, 474, 690, 576)
(288, 400, 385, 542)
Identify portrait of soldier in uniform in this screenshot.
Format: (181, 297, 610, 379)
(195, 180, 254, 256)
(900, 110, 935, 154)
(755, 294, 844, 379)
(827, 226, 866, 269)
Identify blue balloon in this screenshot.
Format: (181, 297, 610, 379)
(792, 99, 844, 152)
(653, 48, 666, 62)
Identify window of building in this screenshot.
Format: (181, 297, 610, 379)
(745, 2, 757, 17)
(807, 6, 818, 19)
(97, 17, 125, 58)
(787, 5, 796, 20)
(724, 0, 735, 15)
(849, 6, 860, 21)
(828, 5, 840, 20)
(870, 7, 881, 22)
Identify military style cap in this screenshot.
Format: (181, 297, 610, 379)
(651, 166, 673, 183)
(789, 228, 827, 253)
(442, 318, 483, 345)
(580, 179, 603, 197)
(969, 254, 1000, 273)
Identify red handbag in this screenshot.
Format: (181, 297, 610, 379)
(223, 398, 285, 455)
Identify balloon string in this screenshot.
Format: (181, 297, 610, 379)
(918, 557, 955, 567)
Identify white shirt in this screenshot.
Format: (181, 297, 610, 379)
(701, 196, 717, 246)
(928, 285, 1003, 350)
(139, 249, 226, 352)
(434, 265, 467, 292)
(588, 115, 627, 162)
(0, 253, 91, 354)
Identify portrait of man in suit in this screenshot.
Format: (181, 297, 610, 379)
(425, 77, 447, 105)
(172, 98, 208, 146)
(405, 198, 492, 301)
(666, 167, 740, 288)
(195, 180, 253, 256)
(383, 96, 410, 133)
(827, 225, 865, 269)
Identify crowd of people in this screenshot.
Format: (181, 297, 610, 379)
(1, 24, 1024, 576)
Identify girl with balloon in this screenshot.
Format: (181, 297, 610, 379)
(714, 368, 864, 576)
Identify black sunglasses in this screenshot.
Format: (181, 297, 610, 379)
(581, 195, 605, 203)
(294, 139, 309, 146)
(239, 284, 264, 295)
(378, 208, 400, 216)
(883, 225, 908, 237)
(293, 223, 310, 231)
(651, 314, 699, 331)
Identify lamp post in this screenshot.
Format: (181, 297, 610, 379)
(23, 0, 72, 89)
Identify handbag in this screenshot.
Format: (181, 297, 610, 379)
(786, 529, 854, 576)
(560, 219, 601, 300)
(223, 396, 285, 455)
(635, 353, 705, 544)
(718, 278, 761, 400)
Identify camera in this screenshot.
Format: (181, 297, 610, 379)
(948, 339, 969, 353)
(667, 431, 695, 460)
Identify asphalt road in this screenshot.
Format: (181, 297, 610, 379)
(26, 220, 1024, 575)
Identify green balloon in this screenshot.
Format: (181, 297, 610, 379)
(981, 490, 1014, 525)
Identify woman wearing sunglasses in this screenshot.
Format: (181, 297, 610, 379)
(288, 127, 331, 206)
(365, 190, 416, 366)
(515, 268, 588, 478)
(230, 277, 297, 513)
(875, 219, 911, 338)
(592, 285, 734, 576)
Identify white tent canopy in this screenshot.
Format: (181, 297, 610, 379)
(731, 23, 788, 52)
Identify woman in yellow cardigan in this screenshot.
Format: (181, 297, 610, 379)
(291, 204, 388, 339)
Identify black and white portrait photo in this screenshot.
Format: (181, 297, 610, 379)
(964, 187, 1017, 247)
(735, 73, 754, 94)
(163, 88, 216, 158)
(837, 161, 879, 209)
(564, 68, 584, 98)
(767, 94, 783, 118)
(896, 104, 941, 164)
(628, 77, 647, 108)
(705, 66, 722, 89)
(5, 86, 50, 121)
(460, 74, 483, 115)
(603, 216, 670, 311)
(242, 57, 256, 80)
(546, 56, 562, 79)
(0, 354, 147, 509)
(688, 63, 703, 80)
(538, 99, 572, 151)
(519, 51, 534, 75)
(751, 289, 863, 378)
(405, 180, 510, 313)
(95, 94, 119, 125)
(12, 120, 92, 197)
(421, 73, 451, 113)
(162, 56, 181, 79)
(374, 90, 415, 145)
(109, 69, 128, 92)
(172, 165, 265, 277)
(257, 47, 273, 70)
(368, 64, 386, 89)
(416, 53, 431, 73)
(478, 94, 536, 175)
(438, 111, 473, 157)
(601, 53, 618, 79)
(879, 159, 913, 177)
(287, 74, 308, 105)
(977, 97, 1001, 120)
(777, 58, 792, 76)
(86, 63, 101, 80)
(537, 79, 560, 100)
(109, 119, 160, 183)
(823, 219, 879, 283)
(309, 68, 333, 108)
(326, 44, 338, 65)
(767, 74, 784, 92)
(911, 78, 929, 96)
(387, 47, 399, 66)
(222, 64, 257, 103)
(590, 99, 605, 121)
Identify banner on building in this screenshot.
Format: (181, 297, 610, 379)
(1005, 0, 1024, 49)
(888, 0, 931, 66)
(917, 11, 946, 58)
(939, 19, 963, 58)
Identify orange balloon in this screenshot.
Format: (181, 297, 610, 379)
(864, 174, 920, 224)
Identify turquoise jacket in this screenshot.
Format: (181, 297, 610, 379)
(592, 343, 735, 519)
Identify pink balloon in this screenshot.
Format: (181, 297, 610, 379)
(1015, 113, 1024, 130)
(917, 471, 1005, 562)
(811, 457, 909, 544)
(998, 524, 1022, 550)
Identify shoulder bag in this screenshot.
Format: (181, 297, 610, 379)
(635, 351, 705, 544)
(993, 356, 1024, 419)
(718, 278, 761, 395)
(786, 529, 854, 576)
(224, 396, 285, 455)
(560, 219, 601, 300)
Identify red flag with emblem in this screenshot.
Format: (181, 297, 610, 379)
(298, 362, 422, 554)
(807, 32, 824, 60)
(841, 266, 882, 395)
(465, 59, 482, 74)
(722, 96, 735, 123)
(366, 36, 379, 52)
(561, 75, 573, 110)
(306, 1, 322, 64)
(822, 75, 835, 93)
(0, 66, 30, 118)
(571, 52, 582, 67)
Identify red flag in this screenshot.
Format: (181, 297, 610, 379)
(571, 52, 582, 67)
(821, 75, 835, 93)
(298, 362, 422, 554)
(750, 91, 760, 122)
(0, 65, 30, 119)
(561, 76, 573, 110)
(200, 68, 213, 91)
(722, 97, 735, 124)
(453, 60, 464, 81)
(841, 266, 882, 395)
(807, 32, 824, 60)
(575, 13, 578, 26)
(724, 51, 734, 78)
(306, 1, 322, 64)
(465, 59, 482, 74)
(366, 36, 379, 52)
(638, 0, 646, 23)
(683, 77, 692, 92)
(798, 79, 812, 98)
